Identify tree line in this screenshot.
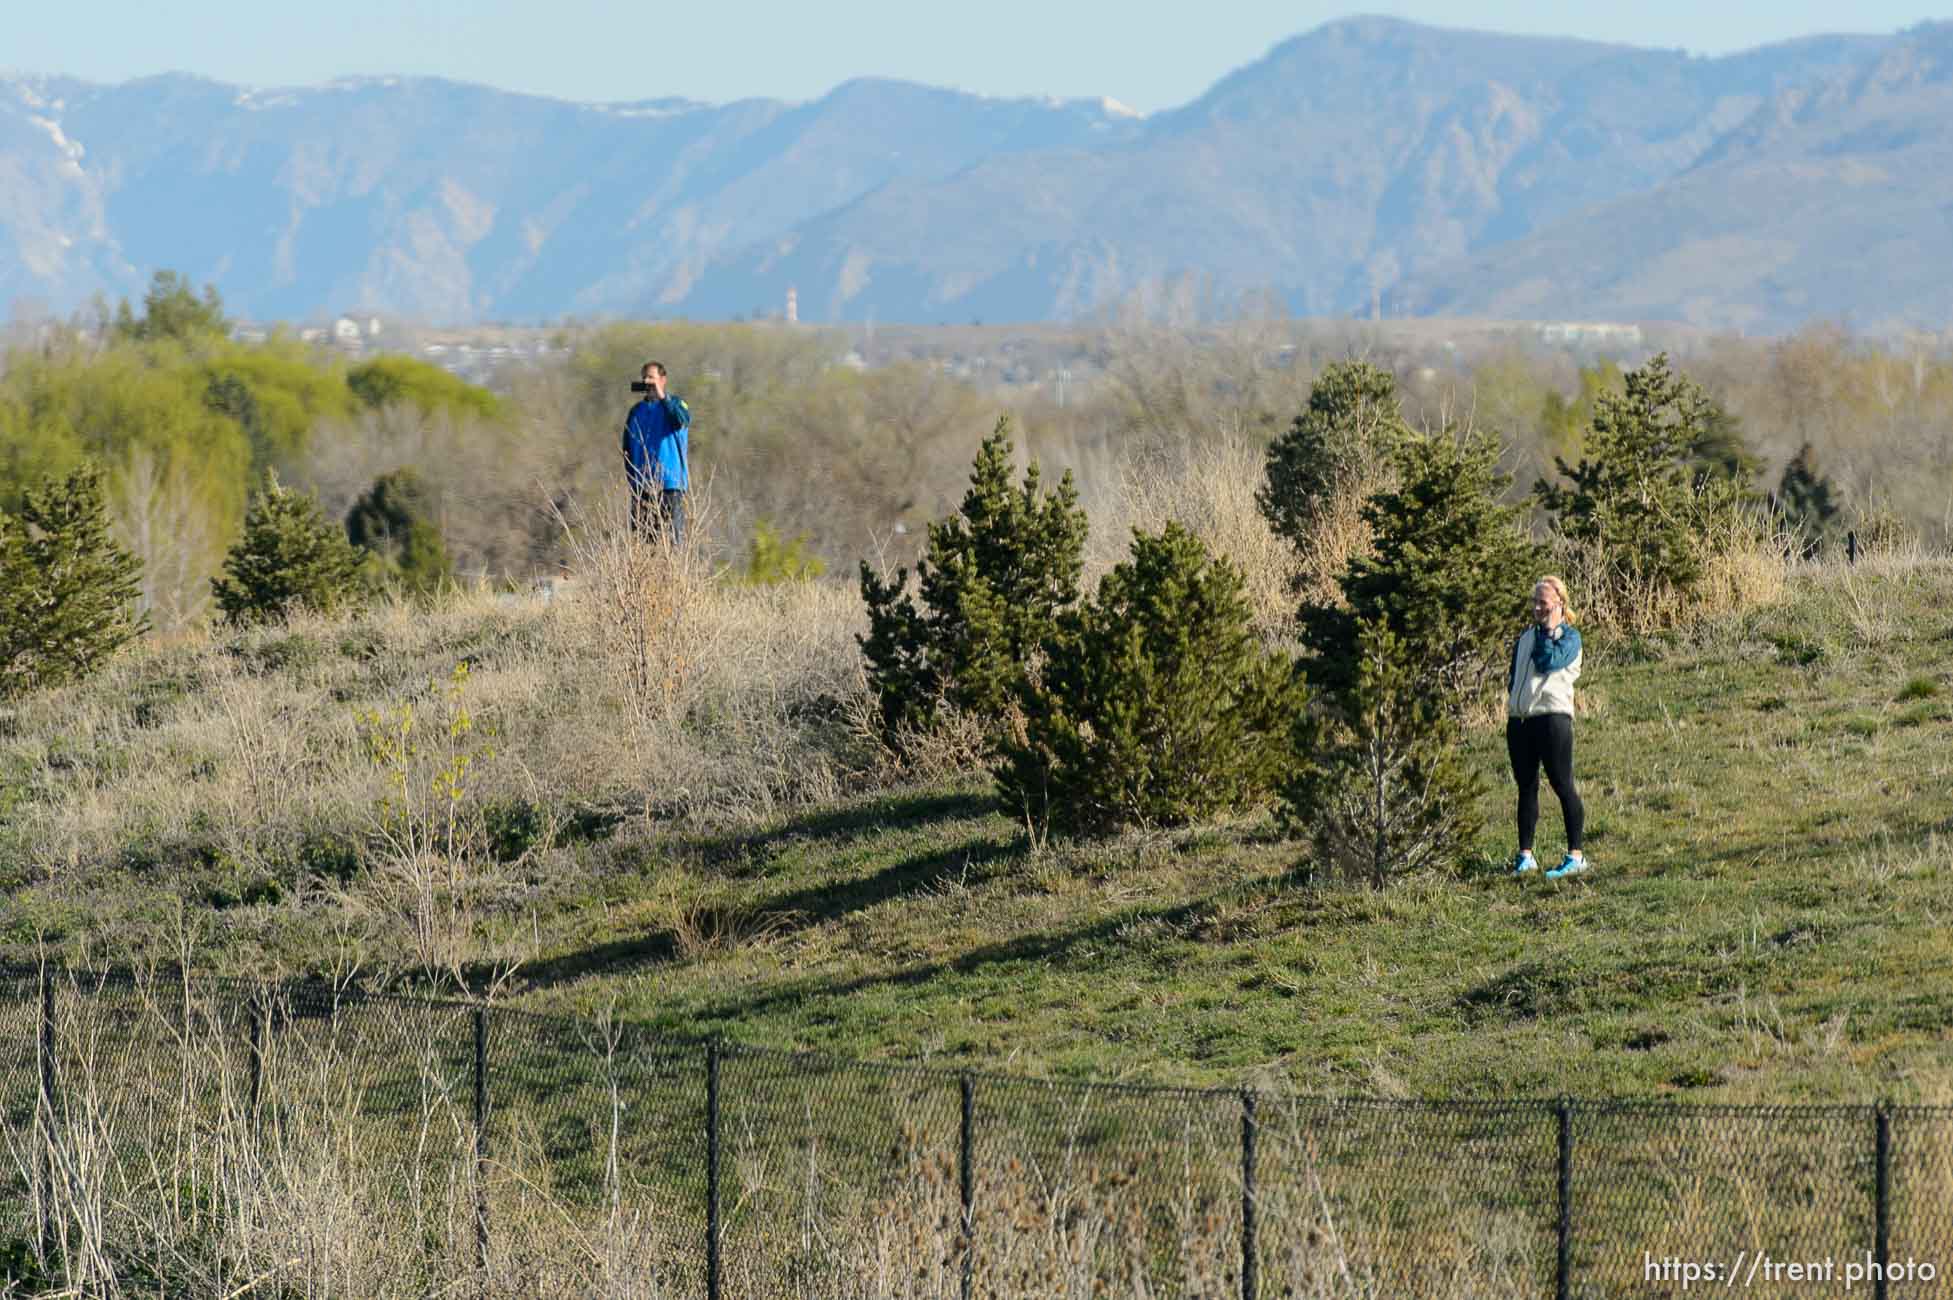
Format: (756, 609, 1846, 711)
(3, 269, 1944, 704)
(860, 353, 1797, 875)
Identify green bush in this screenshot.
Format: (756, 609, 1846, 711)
(0, 463, 148, 698)
(1282, 621, 1480, 887)
(1535, 353, 1749, 622)
(346, 467, 454, 596)
(997, 522, 1305, 838)
(1257, 361, 1411, 597)
(1283, 428, 1535, 885)
(859, 417, 1088, 746)
(347, 355, 506, 422)
(211, 471, 366, 626)
(198, 337, 356, 469)
(745, 520, 827, 584)
(484, 799, 549, 863)
(1300, 427, 1539, 708)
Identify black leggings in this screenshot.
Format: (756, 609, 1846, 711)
(1507, 714, 1584, 852)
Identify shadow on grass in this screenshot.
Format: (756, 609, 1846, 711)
(490, 930, 682, 991)
(507, 830, 1020, 992)
(683, 890, 1249, 1030)
(680, 786, 1002, 871)
(755, 834, 1018, 929)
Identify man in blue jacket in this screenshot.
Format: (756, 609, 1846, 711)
(621, 360, 691, 546)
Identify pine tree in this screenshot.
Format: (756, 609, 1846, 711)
(1257, 360, 1410, 558)
(212, 471, 366, 626)
(859, 418, 1088, 743)
(0, 464, 148, 698)
(998, 523, 1306, 837)
(1535, 352, 1715, 601)
(204, 371, 271, 466)
(1773, 442, 1841, 557)
(1688, 398, 1760, 491)
(346, 468, 454, 595)
(1283, 621, 1478, 888)
(1283, 428, 1537, 884)
(1302, 427, 1540, 709)
(114, 270, 230, 344)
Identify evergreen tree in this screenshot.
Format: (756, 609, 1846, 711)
(1283, 428, 1537, 884)
(1688, 398, 1760, 491)
(1535, 352, 1715, 601)
(345, 468, 454, 595)
(1283, 621, 1478, 888)
(998, 523, 1305, 838)
(212, 471, 365, 626)
(0, 464, 147, 698)
(1773, 442, 1842, 558)
(859, 418, 1088, 743)
(1257, 360, 1410, 557)
(204, 371, 269, 463)
(114, 270, 230, 344)
(1302, 427, 1540, 708)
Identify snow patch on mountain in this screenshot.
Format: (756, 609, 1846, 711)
(29, 113, 85, 177)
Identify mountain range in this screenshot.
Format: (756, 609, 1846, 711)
(2, 16, 1946, 331)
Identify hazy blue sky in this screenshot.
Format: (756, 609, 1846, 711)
(8, 2, 1944, 112)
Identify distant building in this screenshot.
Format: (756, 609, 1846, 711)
(786, 287, 798, 324)
(1537, 322, 1643, 348)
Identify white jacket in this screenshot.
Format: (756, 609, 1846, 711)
(1507, 624, 1582, 719)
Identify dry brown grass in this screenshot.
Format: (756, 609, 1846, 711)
(4, 970, 1685, 1299)
(1556, 503, 1794, 638)
(4, 963, 1561, 1298)
(0, 505, 872, 983)
(1079, 421, 1305, 637)
(3, 967, 708, 1298)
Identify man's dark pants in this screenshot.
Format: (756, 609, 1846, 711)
(631, 486, 687, 549)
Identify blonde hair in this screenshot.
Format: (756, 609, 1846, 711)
(1535, 575, 1573, 622)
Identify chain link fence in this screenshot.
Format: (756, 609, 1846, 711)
(3, 964, 1950, 1298)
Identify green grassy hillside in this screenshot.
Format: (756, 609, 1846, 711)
(3, 559, 1950, 1105)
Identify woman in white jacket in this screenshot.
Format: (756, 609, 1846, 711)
(1507, 575, 1586, 878)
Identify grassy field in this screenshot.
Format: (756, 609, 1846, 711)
(3, 555, 1951, 1107)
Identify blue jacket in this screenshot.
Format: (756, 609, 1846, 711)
(622, 395, 691, 491)
(1517, 622, 1582, 676)
(1507, 622, 1583, 718)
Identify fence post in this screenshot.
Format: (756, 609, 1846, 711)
(960, 1073, 975, 1300)
(1875, 1105, 1892, 1300)
(37, 974, 56, 1258)
(246, 996, 264, 1132)
(707, 1040, 722, 1300)
(1557, 1098, 1573, 1300)
(1241, 1089, 1259, 1300)
(473, 1005, 489, 1281)
(1847, 530, 1859, 565)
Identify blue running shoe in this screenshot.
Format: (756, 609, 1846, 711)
(1512, 850, 1538, 875)
(1545, 853, 1587, 879)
